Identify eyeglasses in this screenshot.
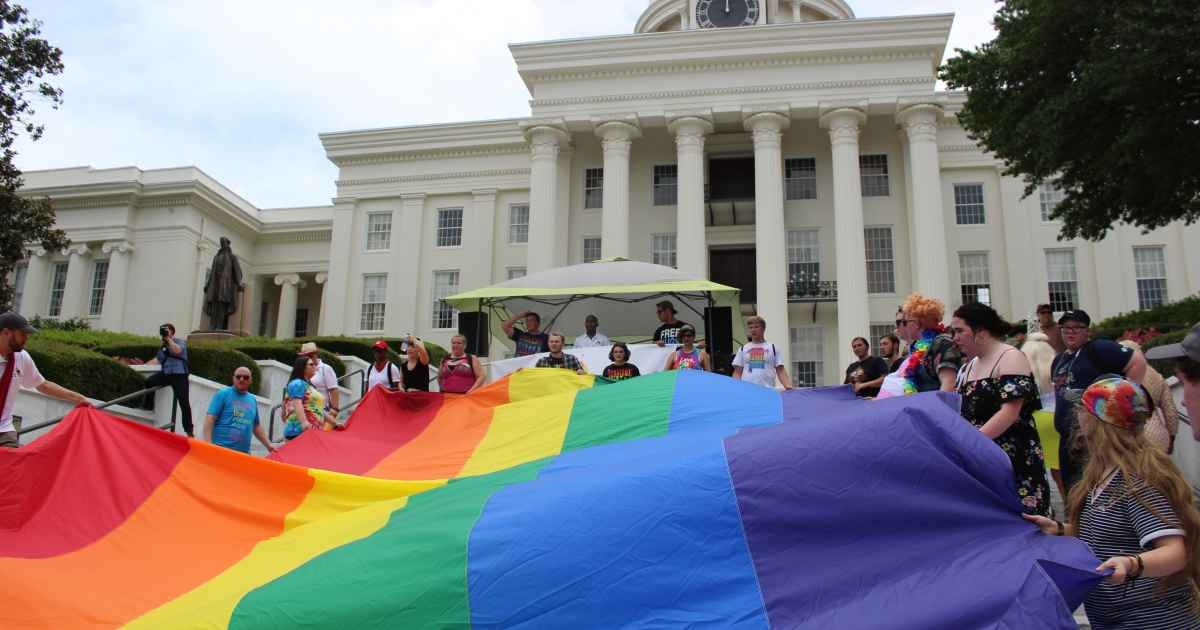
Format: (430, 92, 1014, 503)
(895, 319, 910, 327)
(234, 374, 251, 381)
(1062, 325, 1089, 332)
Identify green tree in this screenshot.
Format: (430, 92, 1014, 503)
(0, 1, 66, 312)
(940, 0, 1200, 241)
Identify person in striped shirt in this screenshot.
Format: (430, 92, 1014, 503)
(1025, 376, 1199, 629)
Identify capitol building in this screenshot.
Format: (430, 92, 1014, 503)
(13, 0, 1200, 386)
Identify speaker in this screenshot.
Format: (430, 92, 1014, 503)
(457, 312, 489, 356)
(703, 306, 734, 375)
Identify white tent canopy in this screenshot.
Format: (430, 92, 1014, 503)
(444, 259, 744, 349)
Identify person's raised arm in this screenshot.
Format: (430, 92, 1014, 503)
(410, 337, 430, 365)
(166, 337, 183, 357)
(501, 312, 527, 338)
(36, 381, 91, 407)
(468, 355, 486, 393)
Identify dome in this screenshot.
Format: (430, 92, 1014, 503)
(635, 0, 854, 34)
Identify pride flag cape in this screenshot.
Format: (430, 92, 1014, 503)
(2, 370, 1101, 628)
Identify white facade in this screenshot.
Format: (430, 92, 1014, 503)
(14, 1, 1200, 387)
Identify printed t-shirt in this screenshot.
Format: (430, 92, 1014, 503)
(733, 341, 780, 388)
(674, 348, 704, 370)
(367, 362, 402, 391)
(206, 386, 260, 453)
(654, 321, 690, 346)
(284, 378, 325, 438)
(845, 356, 889, 397)
(1051, 340, 1134, 434)
(0, 350, 45, 433)
(602, 363, 641, 381)
(535, 353, 583, 372)
(511, 330, 551, 357)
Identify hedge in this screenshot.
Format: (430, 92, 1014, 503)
(96, 341, 263, 395)
(215, 338, 346, 377)
(1094, 295, 1200, 333)
(32, 328, 157, 351)
(23, 339, 147, 403)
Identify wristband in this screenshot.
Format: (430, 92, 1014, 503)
(1132, 554, 1145, 578)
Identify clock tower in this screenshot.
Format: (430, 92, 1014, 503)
(692, 0, 764, 29)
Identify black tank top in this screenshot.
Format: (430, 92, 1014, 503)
(401, 359, 430, 392)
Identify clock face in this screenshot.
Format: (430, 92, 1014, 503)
(696, 0, 760, 29)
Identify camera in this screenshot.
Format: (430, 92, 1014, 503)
(159, 324, 170, 338)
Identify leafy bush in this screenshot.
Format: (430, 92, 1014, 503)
(23, 338, 146, 403)
(1094, 295, 1200, 333)
(216, 338, 345, 377)
(32, 328, 157, 351)
(95, 341, 263, 395)
(29, 316, 92, 332)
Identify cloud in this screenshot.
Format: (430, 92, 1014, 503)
(14, 0, 995, 209)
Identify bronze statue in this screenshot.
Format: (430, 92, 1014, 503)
(203, 237, 244, 330)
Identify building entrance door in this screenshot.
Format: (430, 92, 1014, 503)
(710, 249, 757, 304)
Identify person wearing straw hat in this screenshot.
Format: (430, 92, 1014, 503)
(298, 342, 339, 414)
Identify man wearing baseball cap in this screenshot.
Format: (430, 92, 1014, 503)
(1049, 309, 1148, 492)
(0, 312, 92, 447)
(1146, 323, 1200, 442)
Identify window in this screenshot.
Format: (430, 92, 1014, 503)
(508, 204, 529, 244)
(583, 237, 602, 263)
(88, 260, 109, 317)
(790, 326, 824, 389)
(47, 262, 68, 317)
(958, 252, 992, 306)
(584, 168, 604, 209)
(506, 267, 526, 281)
(1045, 250, 1078, 312)
(436, 207, 463, 247)
(12, 263, 26, 313)
(360, 274, 387, 331)
(859, 154, 889, 197)
(1039, 182, 1064, 222)
(786, 230, 820, 282)
(869, 323, 894, 358)
(258, 301, 270, 337)
(651, 233, 677, 268)
(1134, 246, 1168, 310)
(432, 270, 460, 329)
(294, 308, 309, 338)
(785, 158, 817, 200)
(864, 227, 895, 294)
(653, 164, 678, 206)
(954, 183, 986, 225)
(365, 212, 392, 251)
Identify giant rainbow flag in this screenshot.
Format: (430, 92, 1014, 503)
(2, 369, 1102, 628)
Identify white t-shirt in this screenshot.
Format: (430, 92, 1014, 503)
(1, 350, 46, 433)
(573, 332, 611, 348)
(732, 341, 780, 388)
(366, 362, 403, 391)
(309, 361, 339, 406)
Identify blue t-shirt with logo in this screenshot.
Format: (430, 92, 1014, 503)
(206, 386, 260, 453)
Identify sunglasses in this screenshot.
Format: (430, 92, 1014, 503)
(234, 374, 251, 381)
(895, 319, 910, 327)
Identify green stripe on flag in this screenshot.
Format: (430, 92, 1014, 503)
(561, 370, 677, 452)
(229, 460, 549, 630)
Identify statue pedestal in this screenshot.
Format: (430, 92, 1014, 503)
(188, 330, 250, 343)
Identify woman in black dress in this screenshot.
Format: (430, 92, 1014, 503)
(950, 302, 1051, 517)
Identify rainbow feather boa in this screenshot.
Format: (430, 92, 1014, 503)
(877, 327, 943, 399)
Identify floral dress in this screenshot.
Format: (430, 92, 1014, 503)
(958, 369, 1051, 516)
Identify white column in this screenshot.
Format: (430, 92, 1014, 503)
(821, 107, 870, 372)
(314, 272, 328, 335)
(793, 1, 803, 21)
(596, 120, 640, 260)
(670, 115, 714, 277)
(466, 189, 498, 287)
(99, 241, 134, 331)
(21, 247, 50, 317)
(59, 243, 91, 320)
(897, 104, 951, 305)
(274, 274, 303, 340)
(319, 201, 355, 335)
(393, 193, 426, 334)
(746, 111, 792, 370)
(525, 124, 569, 273)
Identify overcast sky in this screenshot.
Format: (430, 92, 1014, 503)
(14, 0, 997, 209)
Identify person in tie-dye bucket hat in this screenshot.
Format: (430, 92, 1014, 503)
(1025, 374, 1200, 629)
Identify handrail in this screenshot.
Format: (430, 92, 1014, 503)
(338, 368, 367, 397)
(17, 385, 172, 435)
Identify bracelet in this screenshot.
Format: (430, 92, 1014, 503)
(1132, 554, 1145, 578)
(1053, 520, 1065, 536)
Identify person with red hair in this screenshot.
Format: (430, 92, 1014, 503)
(879, 293, 961, 397)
